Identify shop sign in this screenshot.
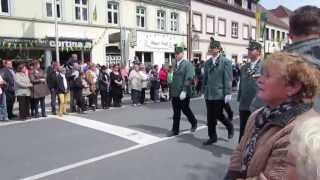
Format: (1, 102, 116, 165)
(146, 40, 172, 50)
(0, 38, 47, 49)
(129, 30, 137, 47)
(48, 40, 92, 50)
(0, 37, 92, 51)
(109, 32, 121, 44)
(141, 33, 184, 51)
(106, 55, 121, 61)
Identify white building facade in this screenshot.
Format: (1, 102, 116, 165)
(190, 0, 290, 64)
(122, 0, 188, 67)
(264, 24, 289, 54)
(191, 0, 258, 64)
(0, 0, 188, 67)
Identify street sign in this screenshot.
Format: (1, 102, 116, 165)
(129, 29, 137, 47)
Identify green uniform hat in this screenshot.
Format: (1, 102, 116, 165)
(174, 44, 186, 54)
(247, 39, 262, 50)
(209, 37, 221, 49)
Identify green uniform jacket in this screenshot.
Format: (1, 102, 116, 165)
(237, 59, 264, 111)
(170, 59, 195, 97)
(203, 55, 232, 100)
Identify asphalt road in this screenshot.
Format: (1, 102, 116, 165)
(0, 96, 240, 180)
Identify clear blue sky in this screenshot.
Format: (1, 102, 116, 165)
(260, 0, 320, 10)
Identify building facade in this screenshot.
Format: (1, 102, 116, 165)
(121, 0, 189, 67)
(191, 0, 258, 64)
(259, 4, 290, 55)
(190, 0, 290, 64)
(0, 0, 188, 67)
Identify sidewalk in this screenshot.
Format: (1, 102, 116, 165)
(12, 90, 158, 113)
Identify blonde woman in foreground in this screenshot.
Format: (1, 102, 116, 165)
(224, 52, 320, 180)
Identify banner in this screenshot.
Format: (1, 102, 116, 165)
(93, 1, 97, 22)
(255, 12, 268, 39)
(255, 12, 261, 39)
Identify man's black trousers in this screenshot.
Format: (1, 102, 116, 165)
(171, 97, 197, 134)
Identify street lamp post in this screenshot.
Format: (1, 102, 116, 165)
(54, 0, 60, 64)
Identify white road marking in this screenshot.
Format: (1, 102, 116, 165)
(54, 115, 161, 145)
(20, 125, 207, 180)
(0, 117, 48, 127)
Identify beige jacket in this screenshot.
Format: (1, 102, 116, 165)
(228, 108, 320, 180)
(129, 70, 142, 91)
(15, 72, 32, 96)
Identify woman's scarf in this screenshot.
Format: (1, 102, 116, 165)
(240, 101, 312, 175)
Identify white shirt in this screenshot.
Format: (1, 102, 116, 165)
(60, 73, 68, 90)
(176, 59, 184, 68)
(211, 54, 219, 64)
(250, 59, 260, 70)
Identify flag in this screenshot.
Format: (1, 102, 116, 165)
(255, 12, 261, 39)
(93, 2, 97, 22)
(256, 12, 268, 39)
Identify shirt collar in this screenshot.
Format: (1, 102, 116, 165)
(177, 59, 184, 67)
(250, 59, 260, 69)
(211, 54, 220, 63)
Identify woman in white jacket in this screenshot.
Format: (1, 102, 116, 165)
(139, 63, 149, 104)
(129, 63, 143, 106)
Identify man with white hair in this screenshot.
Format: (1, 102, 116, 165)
(288, 117, 320, 180)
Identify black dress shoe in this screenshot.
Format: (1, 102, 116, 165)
(228, 125, 234, 139)
(228, 112, 234, 121)
(167, 131, 179, 137)
(190, 124, 197, 132)
(202, 138, 217, 145)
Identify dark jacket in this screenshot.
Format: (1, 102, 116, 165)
(150, 69, 160, 89)
(170, 59, 195, 97)
(46, 67, 58, 89)
(56, 73, 70, 94)
(1, 67, 15, 94)
(30, 69, 50, 98)
(238, 60, 264, 111)
(203, 55, 232, 100)
(285, 38, 320, 112)
(285, 38, 320, 67)
(99, 72, 110, 92)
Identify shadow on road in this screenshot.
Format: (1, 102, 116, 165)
(128, 124, 169, 135)
(177, 134, 234, 157)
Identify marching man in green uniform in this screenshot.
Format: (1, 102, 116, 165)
(237, 39, 264, 142)
(168, 44, 198, 136)
(203, 38, 234, 145)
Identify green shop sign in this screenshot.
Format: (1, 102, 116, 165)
(0, 37, 92, 51)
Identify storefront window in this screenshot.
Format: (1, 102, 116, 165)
(106, 46, 121, 65)
(165, 52, 175, 65)
(135, 51, 153, 66)
(0, 37, 92, 67)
